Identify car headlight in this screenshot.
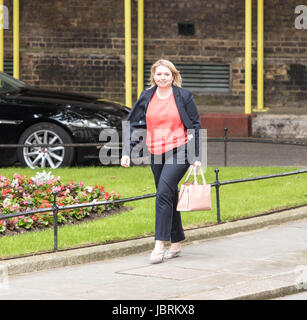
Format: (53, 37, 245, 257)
(73, 118, 107, 129)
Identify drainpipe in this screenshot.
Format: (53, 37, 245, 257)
(0, 0, 4, 72)
(13, 0, 19, 79)
(245, 0, 252, 114)
(137, 0, 144, 98)
(125, 0, 132, 108)
(255, 0, 269, 112)
(257, 0, 263, 111)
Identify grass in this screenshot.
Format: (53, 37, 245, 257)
(0, 165, 307, 259)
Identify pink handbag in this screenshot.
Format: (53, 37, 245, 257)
(176, 166, 212, 211)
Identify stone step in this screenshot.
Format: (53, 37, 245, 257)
(252, 114, 307, 139)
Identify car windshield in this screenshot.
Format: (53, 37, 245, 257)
(0, 71, 27, 93)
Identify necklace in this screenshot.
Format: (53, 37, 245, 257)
(156, 87, 173, 99)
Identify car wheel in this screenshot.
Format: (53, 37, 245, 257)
(17, 122, 75, 169)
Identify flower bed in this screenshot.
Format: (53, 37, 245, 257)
(0, 171, 122, 235)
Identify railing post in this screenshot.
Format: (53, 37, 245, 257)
(52, 191, 59, 252)
(214, 168, 221, 223)
(224, 127, 228, 167)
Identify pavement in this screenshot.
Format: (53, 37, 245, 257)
(1, 206, 307, 300)
(207, 140, 307, 167)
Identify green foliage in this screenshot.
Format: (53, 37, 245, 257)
(0, 170, 121, 235)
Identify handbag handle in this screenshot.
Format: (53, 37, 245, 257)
(196, 166, 207, 185)
(184, 166, 207, 185)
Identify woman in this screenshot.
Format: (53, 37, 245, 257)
(121, 59, 202, 264)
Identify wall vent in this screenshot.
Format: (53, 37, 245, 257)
(178, 23, 195, 36)
(4, 59, 13, 76)
(144, 63, 230, 93)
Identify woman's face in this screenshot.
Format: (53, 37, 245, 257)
(153, 65, 173, 88)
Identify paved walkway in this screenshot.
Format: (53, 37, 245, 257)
(136, 140, 307, 167)
(1, 211, 307, 300)
(207, 141, 307, 167)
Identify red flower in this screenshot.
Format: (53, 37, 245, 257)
(13, 173, 21, 179)
(104, 192, 110, 200)
(40, 200, 51, 208)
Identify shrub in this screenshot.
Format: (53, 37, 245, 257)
(0, 171, 121, 234)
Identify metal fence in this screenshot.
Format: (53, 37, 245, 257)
(1, 129, 307, 253)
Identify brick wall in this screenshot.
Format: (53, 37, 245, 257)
(3, 0, 128, 102)
(2, 0, 307, 110)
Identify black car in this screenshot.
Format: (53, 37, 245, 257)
(0, 72, 130, 168)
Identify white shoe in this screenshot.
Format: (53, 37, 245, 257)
(164, 248, 181, 259)
(150, 250, 165, 264)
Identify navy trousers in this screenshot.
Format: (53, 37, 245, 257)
(150, 144, 190, 242)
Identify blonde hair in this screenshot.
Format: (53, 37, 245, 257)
(150, 59, 182, 87)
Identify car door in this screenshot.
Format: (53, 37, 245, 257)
(0, 88, 27, 165)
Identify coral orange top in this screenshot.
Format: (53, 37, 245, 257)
(146, 91, 187, 154)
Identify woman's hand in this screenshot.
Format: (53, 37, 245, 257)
(192, 160, 201, 169)
(121, 155, 130, 167)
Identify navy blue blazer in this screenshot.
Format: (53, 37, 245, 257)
(122, 85, 202, 163)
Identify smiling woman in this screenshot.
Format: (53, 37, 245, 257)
(0, 71, 129, 168)
(121, 59, 202, 264)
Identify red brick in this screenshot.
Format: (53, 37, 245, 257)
(200, 113, 255, 137)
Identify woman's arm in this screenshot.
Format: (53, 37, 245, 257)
(122, 90, 147, 157)
(185, 94, 202, 163)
